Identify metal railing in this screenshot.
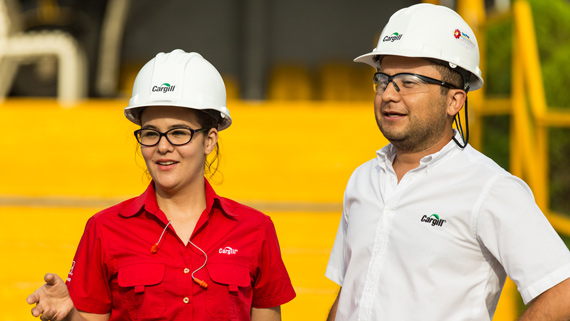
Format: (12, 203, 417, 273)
(511, 0, 570, 233)
(454, 0, 570, 318)
(452, 0, 570, 234)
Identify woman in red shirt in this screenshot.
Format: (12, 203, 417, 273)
(26, 49, 296, 321)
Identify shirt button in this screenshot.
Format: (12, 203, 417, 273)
(183, 268, 190, 274)
(183, 297, 190, 304)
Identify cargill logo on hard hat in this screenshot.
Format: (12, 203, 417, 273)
(383, 32, 403, 42)
(152, 83, 176, 93)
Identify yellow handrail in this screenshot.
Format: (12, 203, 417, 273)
(512, 0, 549, 210)
(457, 0, 570, 319)
(456, 0, 570, 231)
(511, 0, 570, 229)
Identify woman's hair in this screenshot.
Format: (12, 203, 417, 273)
(194, 109, 221, 179)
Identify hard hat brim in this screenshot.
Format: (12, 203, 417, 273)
(353, 51, 484, 92)
(124, 104, 232, 131)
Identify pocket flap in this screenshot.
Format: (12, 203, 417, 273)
(208, 263, 250, 287)
(118, 263, 165, 287)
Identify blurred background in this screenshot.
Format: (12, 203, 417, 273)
(6, 0, 418, 100)
(1, 0, 570, 320)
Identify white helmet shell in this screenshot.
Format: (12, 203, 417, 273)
(354, 3, 483, 91)
(125, 49, 232, 130)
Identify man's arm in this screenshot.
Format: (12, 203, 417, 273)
(251, 306, 281, 321)
(518, 277, 570, 320)
(327, 288, 341, 321)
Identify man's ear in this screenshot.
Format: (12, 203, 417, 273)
(447, 89, 467, 118)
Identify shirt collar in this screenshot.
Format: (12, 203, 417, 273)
(204, 178, 239, 218)
(119, 178, 238, 218)
(376, 130, 463, 170)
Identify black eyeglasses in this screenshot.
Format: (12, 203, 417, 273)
(134, 127, 208, 147)
(373, 72, 460, 95)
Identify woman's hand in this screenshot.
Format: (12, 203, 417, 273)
(26, 273, 75, 321)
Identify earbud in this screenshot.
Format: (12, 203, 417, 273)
(151, 221, 172, 254)
(193, 277, 208, 289)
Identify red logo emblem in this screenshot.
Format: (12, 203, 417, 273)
(454, 29, 461, 39)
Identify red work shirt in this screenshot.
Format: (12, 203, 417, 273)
(66, 179, 296, 320)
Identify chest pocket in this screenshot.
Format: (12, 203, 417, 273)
(118, 263, 166, 320)
(206, 263, 252, 319)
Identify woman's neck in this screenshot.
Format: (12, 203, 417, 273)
(155, 179, 207, 244)
(155, 178, 206, 220)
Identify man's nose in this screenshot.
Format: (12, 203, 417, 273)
(380, 80, 401, 100)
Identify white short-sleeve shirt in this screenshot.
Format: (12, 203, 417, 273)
(326, 138, 570, 321)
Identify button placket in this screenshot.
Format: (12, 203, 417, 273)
(182, 267, 191, 305)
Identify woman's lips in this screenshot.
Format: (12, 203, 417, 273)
(155, 160, 179, 170)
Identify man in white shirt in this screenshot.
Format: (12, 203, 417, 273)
(325, 3, 570, 320)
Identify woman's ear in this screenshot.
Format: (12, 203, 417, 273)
(447, 89, 467, 118)
(204, 128, 218, 155)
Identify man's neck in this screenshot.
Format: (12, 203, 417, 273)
(392, 134, 453, 182)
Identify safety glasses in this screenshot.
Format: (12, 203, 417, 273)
(373, 72, 459, 95)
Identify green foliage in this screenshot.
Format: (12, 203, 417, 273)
(549, 128, 570, 214)
(481, 115, 510, 170)
(485, 0, 570, 99)
(485, 14, 512, 96)
(485, 0, 570, 214)
(527, 0, 570, 64)
(542, 44, 570, 107)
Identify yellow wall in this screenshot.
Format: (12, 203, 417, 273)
(1, 206, 341, 321)
(0, 98, 539, 320)
(0, 99, 386, 321)
(0, 99, 385, 203)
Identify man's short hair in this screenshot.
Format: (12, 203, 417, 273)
(427, 59, 465, 94)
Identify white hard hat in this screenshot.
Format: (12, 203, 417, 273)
(354, 3, 483, 91)
(125, 49, 232, 130)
